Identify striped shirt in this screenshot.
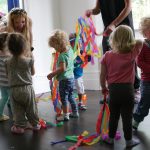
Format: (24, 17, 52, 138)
(0, 55, 10, 87)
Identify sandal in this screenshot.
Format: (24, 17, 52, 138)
(11, 125, 24, 134)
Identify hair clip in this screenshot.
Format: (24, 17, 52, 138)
(10, 8, 27, 15)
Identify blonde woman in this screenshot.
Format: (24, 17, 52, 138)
(100, 25, 143, 148)
(7, 8, 33, 51)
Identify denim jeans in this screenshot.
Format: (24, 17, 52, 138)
(59, 78, 78, 113)
(133, 81, 150, 123)
(0, 86, 10, 116)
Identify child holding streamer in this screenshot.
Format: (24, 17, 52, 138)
(100, 25, 143, 148)
(69, 33, 87, 110)
(47, 30, 79, 121)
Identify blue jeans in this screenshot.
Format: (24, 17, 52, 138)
(133, 81, 150, 123)
(0, 86, 10, 116)
(59, 78, 77, 113)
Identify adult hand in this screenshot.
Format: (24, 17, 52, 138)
(85, 9, 93, 18)
(103, 24, 115, 37)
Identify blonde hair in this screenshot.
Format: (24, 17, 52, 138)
(139, 17, 150, 37)
(48, 29, 69, 51)
(109, 25, 136, 53)
(7, 8, 32, 48)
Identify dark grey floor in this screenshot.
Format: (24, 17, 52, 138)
(0, 91, 150, 150)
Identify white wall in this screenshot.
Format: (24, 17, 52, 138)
(24, 0, 104, 93)
(24, 0, 61, 94)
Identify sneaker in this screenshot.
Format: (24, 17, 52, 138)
(69, 112, 79, 118)
(32, 124, 41, 131)
(126, 139, 140, 148)
(103, 137, 114, 145)
(0, 114, 9, 121)
(63, 113, 70, 121)
(78, 103, 87, 110)
(56, 115, 64, 121)
(11, 125, 24, 134)
(132, 120, 139, 130)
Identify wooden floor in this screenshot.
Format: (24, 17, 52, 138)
(0, 90, 150, 150)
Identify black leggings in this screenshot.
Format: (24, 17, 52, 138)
(108, 83, 134, 140)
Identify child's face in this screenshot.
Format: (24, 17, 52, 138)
(13, 16, 26, 32)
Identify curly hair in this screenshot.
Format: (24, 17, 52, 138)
(109, 25, 136, 53)
(48, 29, 69, 51)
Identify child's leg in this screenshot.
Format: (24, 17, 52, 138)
(75, 77, 87, 110)
(68, 78, 79, 117)
(59, 80, 70, 121)
(25, 85, 40, 130)
(133, 81, 150, 129)
(0, 87, 10, 120)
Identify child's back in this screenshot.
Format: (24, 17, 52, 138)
(100, 25, 143, 148)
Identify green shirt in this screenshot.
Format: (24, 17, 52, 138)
(57, 47, 74, 81)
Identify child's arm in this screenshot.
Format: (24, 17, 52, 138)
(137, 44, 150, 73)
(31, 63, 35, 75)
(100, 64, 108, 94)
(135, 40, 143, 52)
(47, 62, 66, 80)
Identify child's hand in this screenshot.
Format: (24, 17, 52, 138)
(102, 88, 109, 95)
(47, 73, 54, 80)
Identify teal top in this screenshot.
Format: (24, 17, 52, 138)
(57, 47, 74, 81)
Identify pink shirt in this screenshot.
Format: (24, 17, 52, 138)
(101, 48, 140, 85)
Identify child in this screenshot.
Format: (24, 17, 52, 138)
(0, 32, 10, 121)
(100, 25, 143, 148)
(47, 30, 79, 121)
(69, 33, 87, 110)
(6, 33, 40, 134)
(7, 7, 33, 51)
(133, 17, 150, 130)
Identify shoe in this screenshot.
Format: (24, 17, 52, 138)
(0, 114, 9, 121)
(126, 139, 140, 148)
(56, 115, 64, 121)
(78, 103, 87, 110)
(69, 112, 79, 118)
(63, 113, 70, 121)
(32, 124, 41, 131)
(132, 120, 139, 130)
(103, 137, 114, 145)
(11, 125, 24, 134)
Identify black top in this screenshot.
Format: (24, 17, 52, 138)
(99, 0, 134, 31)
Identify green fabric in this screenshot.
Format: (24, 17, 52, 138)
(57, 47, 74, 81)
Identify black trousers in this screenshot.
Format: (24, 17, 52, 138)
(102, 36, 140, 89)
(108, 83, 134, 140)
